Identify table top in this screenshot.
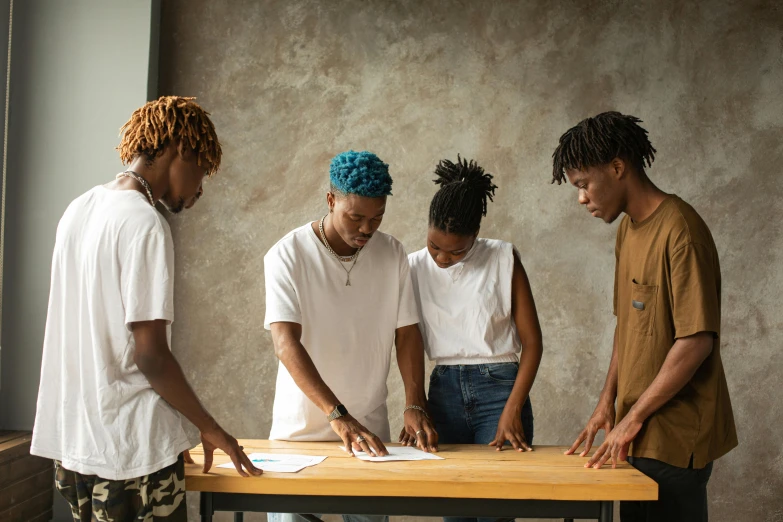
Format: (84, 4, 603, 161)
(185, 440, 657, 501)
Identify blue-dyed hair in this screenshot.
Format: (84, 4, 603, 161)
(329, 150, 393, 198)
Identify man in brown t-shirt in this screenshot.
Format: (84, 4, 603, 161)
(552, 111, 737, 522)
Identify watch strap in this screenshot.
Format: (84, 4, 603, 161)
(327, 404, 347, 421)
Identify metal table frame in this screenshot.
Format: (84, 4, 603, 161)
(199, 492, 614, 522)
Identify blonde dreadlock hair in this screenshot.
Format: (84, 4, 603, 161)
(117, 96, 222, 176)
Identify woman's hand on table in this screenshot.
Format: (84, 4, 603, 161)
(399, 408, 439, 453)
(489, 405, 532, 452)
(200, 424, 263, 477)
(331, 415, 389, 457)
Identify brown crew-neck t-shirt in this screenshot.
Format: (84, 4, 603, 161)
(614, 194, 737, 469)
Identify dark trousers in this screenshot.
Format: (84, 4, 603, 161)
(621, 456, 713, 522)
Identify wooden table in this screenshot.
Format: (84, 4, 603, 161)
(186, 440, 657, 522)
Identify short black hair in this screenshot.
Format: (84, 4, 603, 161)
(551, 111, 657, 184)
(428, 155, 497, 236)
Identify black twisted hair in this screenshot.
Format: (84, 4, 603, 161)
(428, 155, 498, 236)
(551, 111, 656, 184)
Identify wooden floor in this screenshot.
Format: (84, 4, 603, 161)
(186, 440, 657, 502)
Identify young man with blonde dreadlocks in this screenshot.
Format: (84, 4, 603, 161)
(31, 96, 261, 522)
(553, 111, 737, 522)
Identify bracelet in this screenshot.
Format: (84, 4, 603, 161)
(404, 405, 430, 419)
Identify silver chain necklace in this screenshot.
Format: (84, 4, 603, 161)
(319, 215, 362, 286)
(116, 170, 154, 206)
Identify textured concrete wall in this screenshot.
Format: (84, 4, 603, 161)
(159, 1, 783, 520)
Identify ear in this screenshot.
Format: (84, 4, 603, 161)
(610, 158, 627, 180)
(470, 229, 479, 250)
(326, 191, 336, 212)
(176, 139, 198, 162)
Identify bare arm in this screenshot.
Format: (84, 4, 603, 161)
(626, 332, 712, 425)
(270, 321, 388, 456)
(395, 324, 428, 409)
(587, 332, 714, 468)
(395, 324, 438, 451)
(270, 321, 341, 413)
(597, 328, 619, 408)
(132, 320, 261, 476)
(490, 251, 543, 451)
(565, 325, 619, 456)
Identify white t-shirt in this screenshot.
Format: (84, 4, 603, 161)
(30, 186, 199, 480)
(408, 238, 521, 365)
(264, 224, 420, 442)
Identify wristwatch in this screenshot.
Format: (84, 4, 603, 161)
(327, 404, 348, 421)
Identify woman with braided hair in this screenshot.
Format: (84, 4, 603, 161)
(405, 156, 543, 522)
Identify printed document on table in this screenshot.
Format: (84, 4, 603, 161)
(339, 445, 445, 461)
(217, 453, 327, 473)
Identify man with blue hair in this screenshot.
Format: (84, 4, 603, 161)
(264, 150, 437, 522)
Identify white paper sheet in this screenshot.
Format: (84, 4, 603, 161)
(216, 453, 327, 473)
(339, 445, 445, 461)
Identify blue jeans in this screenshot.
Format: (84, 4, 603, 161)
(428, 363, 534, 522)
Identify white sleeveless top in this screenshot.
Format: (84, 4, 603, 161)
(408, 238, 521, 365)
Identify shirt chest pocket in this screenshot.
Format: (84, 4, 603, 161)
(630, 281, 658, 337)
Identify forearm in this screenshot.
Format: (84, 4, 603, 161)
(395, 324, 427, 406)
(626, 333, 713, 423)
(276, 338, 341, 414)
(506, 252, 543, 413)
(506, 342, 542, 412)
(137, 350, 216, 433)
(597, 327, 620, 407)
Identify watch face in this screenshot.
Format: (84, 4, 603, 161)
(337, 404, 348, 416)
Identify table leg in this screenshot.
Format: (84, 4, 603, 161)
(564, 519, 574, 522)
(200, 492, 214, 522)
(599, 501, 613, 522)
(234, 513, 244, 522)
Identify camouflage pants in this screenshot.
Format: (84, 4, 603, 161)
(54, 454, 187, 522)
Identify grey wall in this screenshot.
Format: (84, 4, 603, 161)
(160, 1, 783, 521)
(0, 1, 160, 520)
(0, 0, 10, 389)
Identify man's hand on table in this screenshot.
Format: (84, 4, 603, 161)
(489, 404, 532, 452)
(585, 414, 642, 469)
(398, 408, 439, 453)
(331, 415, 389, 457)
(565, 399, 616, 457)
(199, 424, 263, 477)
(183, 450, 195, 464)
